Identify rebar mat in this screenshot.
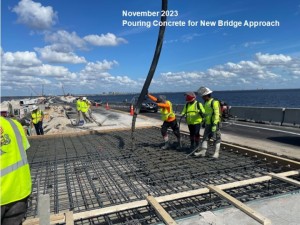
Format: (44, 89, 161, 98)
(26, 127, 300, 224)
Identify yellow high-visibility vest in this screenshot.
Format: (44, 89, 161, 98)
(204, 98, 221, 125)
(80, 101, 89, 113)
(76, 100, 82, 111)
(31, 110, 43, 124)
(181, 101, 205, 125)
(0, 117, 32, 205)
(160, 100, 175, 121)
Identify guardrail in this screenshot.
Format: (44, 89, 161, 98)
(103, 102, 300, 127)
(228, 106, 300, 126)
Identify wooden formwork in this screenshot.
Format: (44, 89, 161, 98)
(24, 127, 300, 225)
(23, 170, 299, 225)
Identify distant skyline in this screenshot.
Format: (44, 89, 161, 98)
(1, 0, 300, 96)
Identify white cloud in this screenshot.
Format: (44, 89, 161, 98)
(158, 53, 299, 91)
(2, 51, 41, 67)
(12, 0, 57, 30)
(243, 40, 266, 48)
(45, 30, 86, 49)
(1, 50, 77, 91)
(256, 52, 292, 65)
(83, 33, 127, 46)
(35, 45, 86, 64)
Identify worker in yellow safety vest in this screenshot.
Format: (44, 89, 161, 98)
(76, 96, 83, 125)
(80, 97, 93, 123)
(1, 116, 32, 225)
(181, 92, 205, 151)
(148, 93, 181, 150)
(31, 105, 44, 135)
(194, 87, 222, 158)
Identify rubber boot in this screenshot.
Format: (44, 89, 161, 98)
(194, 141, 207, 157)
(212, 143, 221, 159)
(176, 137, 182, 149)
(161, 141, 170, 150)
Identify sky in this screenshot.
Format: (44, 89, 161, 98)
(1, 0, 300, 96)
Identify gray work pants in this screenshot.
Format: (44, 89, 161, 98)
(1, 197, 28, 225)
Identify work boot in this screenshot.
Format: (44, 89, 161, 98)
(161, 141, 170, 150)
(212, 143, 221, 159)
(194, 140, 207, 157)
(194, 149, 206, 157)
(176, 138, 182, 149)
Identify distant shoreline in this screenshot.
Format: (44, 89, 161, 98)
(2, 88, 300, 98)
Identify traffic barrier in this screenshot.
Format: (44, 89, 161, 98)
(282, 108, 300, 126)
(229, 106, 283, 124)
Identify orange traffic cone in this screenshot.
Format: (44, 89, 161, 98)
(106, 102, 110, 110)
(130, 104, 134, 116)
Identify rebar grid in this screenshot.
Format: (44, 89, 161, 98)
(26, 127, 300, 224)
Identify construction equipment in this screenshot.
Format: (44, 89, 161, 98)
(131, 0, 168, 150)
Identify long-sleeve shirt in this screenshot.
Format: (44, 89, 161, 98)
(148, 94, 176, 122)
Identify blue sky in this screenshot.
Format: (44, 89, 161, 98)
(1, 0, 300, 96)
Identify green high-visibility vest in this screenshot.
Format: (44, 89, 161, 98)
(204, 98, 221, 125)
(76, 100, 82, 111)
(31, 109, 43, 124)
(80, 101, 89, 113)
(181, 101, 205, 125)
(0, 117, 32, 205)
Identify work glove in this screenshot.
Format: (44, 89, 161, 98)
(211, 125, 217, 132)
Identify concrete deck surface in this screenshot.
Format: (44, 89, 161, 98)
(177, 192, 300, 225)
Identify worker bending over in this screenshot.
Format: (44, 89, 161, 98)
(80, 97, 93, 123)
(1, 116, 32, 225)
(148, 93, 181, 150)
(181, 92, 205, 151)
(76, 96, 83, 125)
(194, 87, 222, 158)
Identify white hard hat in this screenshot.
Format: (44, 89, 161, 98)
(197, 87, 213, 96)
(82, 97, 87, 100)
(31, 105, 38, 111)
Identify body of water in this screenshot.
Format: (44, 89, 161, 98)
(2, 89, 300, 108)
(89, 89, 300, 108)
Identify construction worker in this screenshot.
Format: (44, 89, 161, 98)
(31, 105, 44, 135)
(148, 93, 181, 150)
(76, 96, 83, 125)
(1, 116, 32, 225)
(81, 97, 93, 123)
(194, 87, 221, 158)
(181, 92, 205, 151)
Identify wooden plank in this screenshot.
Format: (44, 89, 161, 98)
(223, 142, 300, 169)
(24, 170, 299, 224)
(22, 214, 65, 225)
(146, 195, 177, 225)
(269, 172, 300, 187)
(73, 200, 148, 221)
(65, 211, 74, 225)
(207, 185, 271, 225)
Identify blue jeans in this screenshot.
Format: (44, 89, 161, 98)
(33, 121, 44, 135)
